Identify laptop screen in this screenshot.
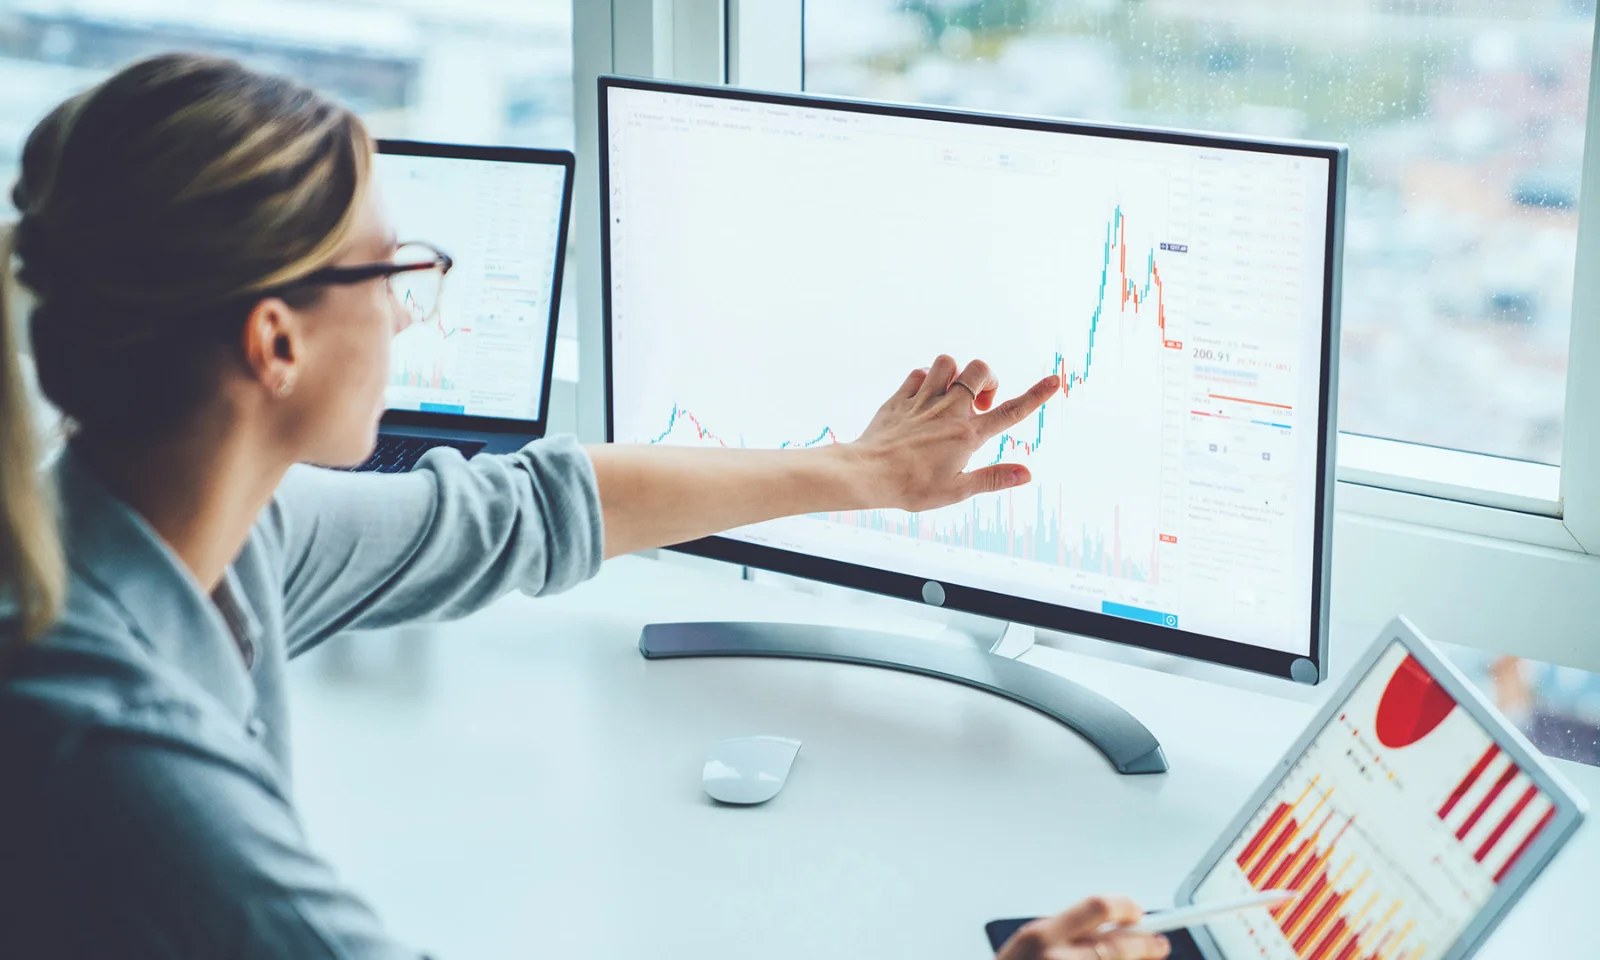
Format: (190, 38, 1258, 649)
(1192, 640, 1559, 960)
(373, 150, 567, 422)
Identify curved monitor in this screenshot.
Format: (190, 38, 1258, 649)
(600, 77, 1345, 682)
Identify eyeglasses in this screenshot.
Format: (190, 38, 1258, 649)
(290, 241, 453, 325)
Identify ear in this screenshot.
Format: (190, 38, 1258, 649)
(240, 297, 301, 397)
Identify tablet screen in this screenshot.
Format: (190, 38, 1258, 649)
(1191, 641, 1558, 960)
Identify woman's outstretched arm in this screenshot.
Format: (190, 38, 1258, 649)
(589, 354, 1059, 558)
(267, 354, 1054, 652)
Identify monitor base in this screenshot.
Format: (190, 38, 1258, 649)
(639, 620, 1168, 775)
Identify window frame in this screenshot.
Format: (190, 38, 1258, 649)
(571, 0, 1600, 672)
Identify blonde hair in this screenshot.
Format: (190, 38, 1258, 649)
(0, 53, 373, 644)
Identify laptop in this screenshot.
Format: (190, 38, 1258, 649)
(352, 139, 575, 474)
(988, 617, 1587, 960)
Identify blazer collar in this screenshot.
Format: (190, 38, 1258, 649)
(55, 448, 258, 722)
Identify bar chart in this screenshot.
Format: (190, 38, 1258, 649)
(1235, 781, 1426, 960)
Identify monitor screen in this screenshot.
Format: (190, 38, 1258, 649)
(373, 149, 567, 423)
(603, 82, 1339, 668)
(1192, 641, 1560, 960)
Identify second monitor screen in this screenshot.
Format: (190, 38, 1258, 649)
(374, 151, 566, 422)
(605, 87, 1334, 656)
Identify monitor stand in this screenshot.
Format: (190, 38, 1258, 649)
(639, 607, 1168, 776)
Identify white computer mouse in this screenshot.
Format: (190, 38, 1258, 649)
(701, 735, 802, 805)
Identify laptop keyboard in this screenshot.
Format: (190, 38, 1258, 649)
(351, 435, 487, 474)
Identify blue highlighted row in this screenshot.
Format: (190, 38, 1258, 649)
(420, 402, 466, 414)
(1250, 419, 1292, 430)
(1102, 601, 1178, 629)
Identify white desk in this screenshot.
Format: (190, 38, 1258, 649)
(287, 556, 1594, 959)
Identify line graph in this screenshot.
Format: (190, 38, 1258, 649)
(390, 305, 467, 393)
(649, 403, 839, 449)
(400, 289, 474, 341)
(651, 205, 1175, 467)
(642, 206, 1178, 586)
(388, 291, 484, 393)
(959, 206, 1178, 469)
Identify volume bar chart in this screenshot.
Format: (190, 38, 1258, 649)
(815, 487, 1159, 582)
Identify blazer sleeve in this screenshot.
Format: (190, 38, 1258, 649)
(262, 436, 605, 657)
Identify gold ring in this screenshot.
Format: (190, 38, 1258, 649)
(948, 380, 978, 398)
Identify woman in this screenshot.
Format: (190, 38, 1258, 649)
(0, 54, 1170, 960)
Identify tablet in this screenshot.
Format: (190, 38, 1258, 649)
(1174, 617, 1586, 960)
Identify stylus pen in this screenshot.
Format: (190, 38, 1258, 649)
(1113, 890, 1299, 935)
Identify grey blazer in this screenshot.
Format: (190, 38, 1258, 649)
(0, 438, 605, 957)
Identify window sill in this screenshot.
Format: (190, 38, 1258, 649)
(1336, 433, 1561, 517)
(1334, 482, 1581, 552)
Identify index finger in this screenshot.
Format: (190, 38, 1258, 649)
(973, 374, 1060, 438)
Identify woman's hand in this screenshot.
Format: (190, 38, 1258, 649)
(588, 354, 1059, 557)
(850, 354, 1060, 512)
(997, 897, 1172, 960)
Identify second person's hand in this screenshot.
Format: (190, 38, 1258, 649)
(996, 897, 1173, 960)
(848, 354, 1059, 512)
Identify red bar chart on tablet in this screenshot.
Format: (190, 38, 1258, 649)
(1194, 643, 1557, 960)
(1436, 743, 1558, 883)
(1235, 784, 1424, 960)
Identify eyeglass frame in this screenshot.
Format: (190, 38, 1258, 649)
(274, 241, 454, 321)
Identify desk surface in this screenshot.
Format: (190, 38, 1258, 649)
(287, 556, 1593, 959)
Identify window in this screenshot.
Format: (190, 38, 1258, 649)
(0, 0, 579, 368)
(0, 1, 574, 169)
(803, 0, 1593, 467)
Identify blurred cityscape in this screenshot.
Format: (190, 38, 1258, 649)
(0, 0, 574, 155)
(807, 0, 1594, 465)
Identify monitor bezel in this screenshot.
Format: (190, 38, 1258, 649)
(375, 139, 576, 438)
(599, 75, 1345, 682)
(1174, 616, 1587, 960)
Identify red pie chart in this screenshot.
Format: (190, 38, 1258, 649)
(1375, 654, 1458, 748)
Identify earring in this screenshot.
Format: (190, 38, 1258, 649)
(276, 375, 295, 398)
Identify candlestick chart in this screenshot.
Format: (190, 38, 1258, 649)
(645, 205, 1177, 584)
